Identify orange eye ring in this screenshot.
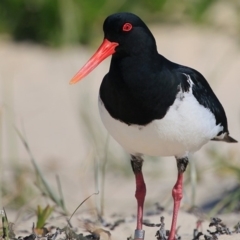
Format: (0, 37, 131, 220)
(122, 23, 132, 32)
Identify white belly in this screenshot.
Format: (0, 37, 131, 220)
(98, 90, 222, 158)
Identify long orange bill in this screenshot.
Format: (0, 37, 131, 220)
(70, 39, 119, 84)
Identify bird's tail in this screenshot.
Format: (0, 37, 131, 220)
(212, 133, 238, 143)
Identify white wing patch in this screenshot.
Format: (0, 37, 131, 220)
(183, 73, 194, 88)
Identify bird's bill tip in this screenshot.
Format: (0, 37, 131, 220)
(69, 39, 119, 85)
(69, 74, 82, 85)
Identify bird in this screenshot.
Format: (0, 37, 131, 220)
(69, 12, 237, 240)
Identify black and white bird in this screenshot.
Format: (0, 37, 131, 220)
(70, 12, 237, 240)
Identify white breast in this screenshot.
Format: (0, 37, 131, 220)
(98, 89, 223, 158)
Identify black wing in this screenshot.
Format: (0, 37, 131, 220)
(178, 67, 228, 135)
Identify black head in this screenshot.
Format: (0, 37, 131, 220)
(70, 12, 157, 84)
(103, 12, 157, 57)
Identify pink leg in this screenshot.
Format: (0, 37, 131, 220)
(135, 171, 146, 230)
(131, 156, 146, 240)
(168, 173, 183, 240)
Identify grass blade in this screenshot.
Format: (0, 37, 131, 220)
(68, 191, 99, 225)
(14, 125, 67, 213)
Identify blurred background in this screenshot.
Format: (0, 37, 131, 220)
(0, 0, 240, 235)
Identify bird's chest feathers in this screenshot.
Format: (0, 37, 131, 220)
(100, 61, 178, 125)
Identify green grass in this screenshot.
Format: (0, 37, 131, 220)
(36, 205, 54, 229)
(0, 0, 239, 46)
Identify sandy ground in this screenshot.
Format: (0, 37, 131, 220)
(0, 23, 240, 239)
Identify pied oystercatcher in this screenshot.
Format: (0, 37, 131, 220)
(69, 13, 237, 240)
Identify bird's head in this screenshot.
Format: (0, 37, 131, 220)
(70, 12, 156, 84)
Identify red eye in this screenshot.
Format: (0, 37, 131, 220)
(122, 23, 132, 32)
